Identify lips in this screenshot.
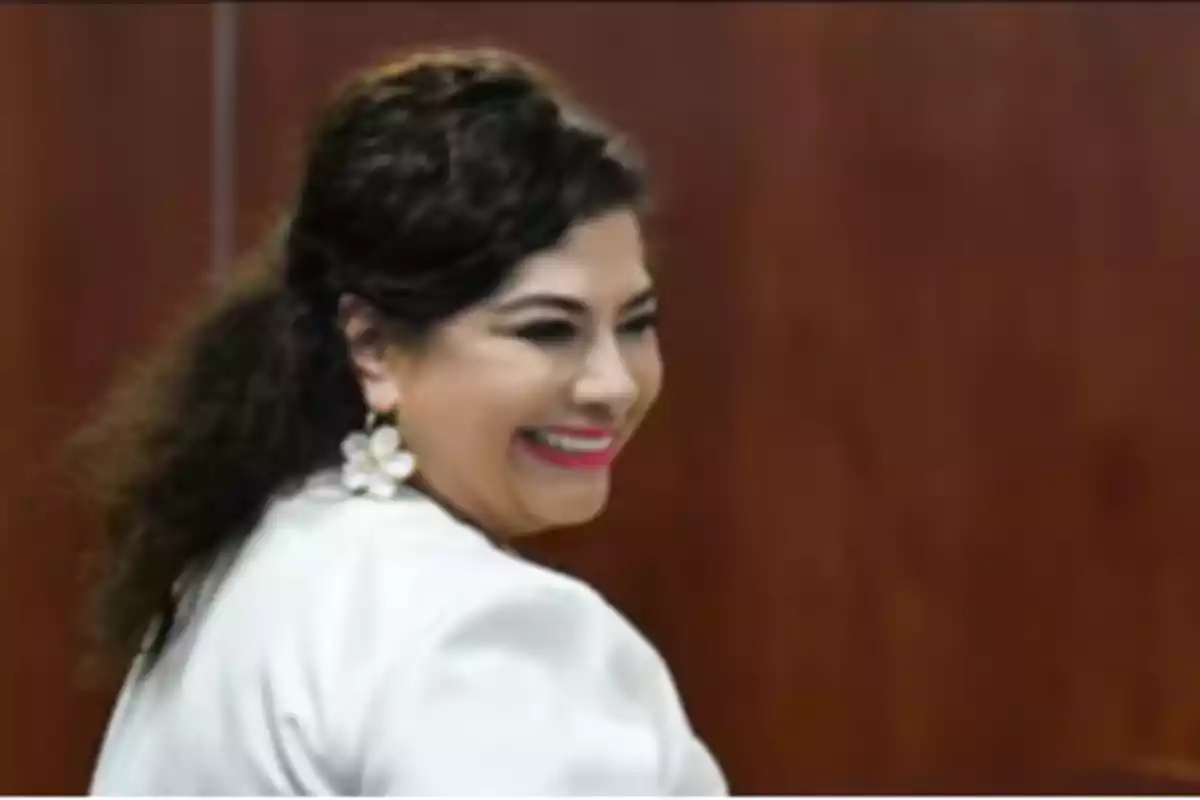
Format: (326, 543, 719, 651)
(518, 426, 619, 469)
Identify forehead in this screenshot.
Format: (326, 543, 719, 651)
(493, 210, 650, 303)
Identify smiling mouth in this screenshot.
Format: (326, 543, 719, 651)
(517, 428, 619, 470)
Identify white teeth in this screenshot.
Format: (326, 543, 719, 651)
(531, 431, 613, 453)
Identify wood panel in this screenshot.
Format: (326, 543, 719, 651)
(718, 5, 1200, 790)
(0, 5, 213, 793)
(234, 2, 1200, 793)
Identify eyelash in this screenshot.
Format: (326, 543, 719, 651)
(513, 312, 659, 346)
(621, 312, 659, 336)
(514, 320, 577, 345)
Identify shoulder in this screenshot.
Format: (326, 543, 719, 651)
(334, 540, 710, 795)
(241, 479, 717, 794)
(260, 479, 666, 685)
(234, 475, 661, 686)
(249, 475, 590, 612)
(206, 476, 725, 795)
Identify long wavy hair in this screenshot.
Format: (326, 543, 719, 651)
(71, 47, 648, 672)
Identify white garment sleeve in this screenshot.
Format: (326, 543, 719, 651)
(351, 572, 726, 796)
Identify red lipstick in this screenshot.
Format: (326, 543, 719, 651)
(519, 427, 618, 470)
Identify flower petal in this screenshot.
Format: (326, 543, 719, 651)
(369, 425, 401, 460)
(366, 471, 397, 499)
(340, 432, 370, 461)
(341, 464, 371, 492)
(345, 450, 373, 470)
(381, 451, 416, 481)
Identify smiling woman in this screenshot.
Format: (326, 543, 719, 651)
(365, 209, 663, 538)
(73, 47, 724, 796)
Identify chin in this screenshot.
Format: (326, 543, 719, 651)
(520, 487, 609, 535)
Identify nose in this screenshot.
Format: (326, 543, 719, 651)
(572, 334, 638, 418)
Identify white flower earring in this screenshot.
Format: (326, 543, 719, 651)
(340, 411, 417, 499)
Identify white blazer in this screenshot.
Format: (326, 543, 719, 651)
(89, 471, 727, 796)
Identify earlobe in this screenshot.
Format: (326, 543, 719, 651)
(362, 375, 402, 415)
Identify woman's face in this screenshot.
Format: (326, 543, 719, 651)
(369, 209, 662, 538)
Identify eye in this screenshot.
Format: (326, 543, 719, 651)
(513, 319, 578, 345)
(619, 311, 659, 337)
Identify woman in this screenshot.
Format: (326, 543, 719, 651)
(78, 47, 726, 795)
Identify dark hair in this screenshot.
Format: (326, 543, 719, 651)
(72, 47, 648, 670)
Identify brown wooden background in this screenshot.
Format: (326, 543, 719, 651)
(5, 2, 1200, 793)
(0, 4, 214, 793)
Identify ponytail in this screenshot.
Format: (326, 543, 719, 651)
(72, 228, 364, 670)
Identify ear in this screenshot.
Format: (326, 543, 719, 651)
(338, 294, 402, 414)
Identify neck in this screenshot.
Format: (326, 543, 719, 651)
(408, 475, 520, 553)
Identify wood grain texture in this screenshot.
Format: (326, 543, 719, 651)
(716, 4, 1200, 790)
(0, 5, 212, 793)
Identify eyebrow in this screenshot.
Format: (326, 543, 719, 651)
(492, 287, 657, 315)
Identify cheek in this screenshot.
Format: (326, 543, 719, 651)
(402, 399, 517, 489)
(630, 344, 664, 415)
(405, 352, 563, 459)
